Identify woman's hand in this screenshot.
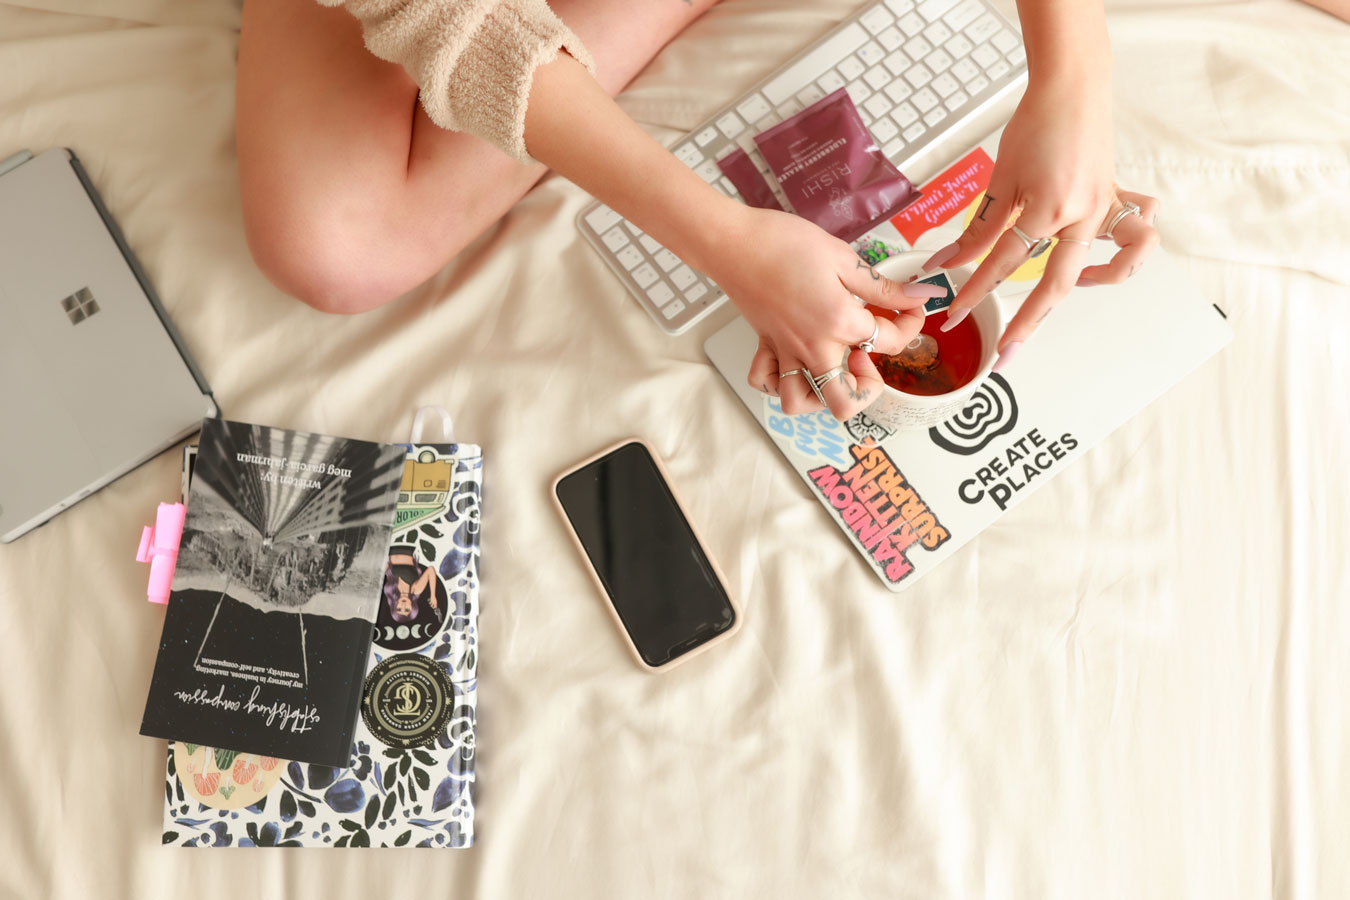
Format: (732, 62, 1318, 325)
(691, 205, 945, 420)
(925, 36, 1159, 372)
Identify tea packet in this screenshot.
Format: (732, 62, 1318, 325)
(754, 89, 920, 242)
(716, 147, 785, 211)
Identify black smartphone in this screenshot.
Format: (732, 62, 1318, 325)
(553, 439, 740, 670)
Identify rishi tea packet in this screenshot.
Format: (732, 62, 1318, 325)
(754, 89, 920, 243)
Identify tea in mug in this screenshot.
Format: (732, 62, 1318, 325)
(871, 310, 983, 396)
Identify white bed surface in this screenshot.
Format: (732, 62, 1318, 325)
(1, 0, 1348, 896)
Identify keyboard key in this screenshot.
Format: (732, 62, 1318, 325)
(904, 63, 934, 88)
(923, 21, 953, 46)
(718, 177, 738, 196)
(775, 99, 804, 119)
(987, 60, 1011, 81)
(631, 263, 659, 289)
(903, 121, 927, 142)
(1007, 46, 1027, 66)
(885, 79, 913, 102)
(625, 221, 643, 236)
(695, 160, 720, 182)
(918, 0, 959, 20)
(647, 281, 675, 307)
(945, 89, 969, 111)
(966, 13, 1000, 44)
(903, 35, 933, 60)
(684, 283, 709, 303)
(716, 111, 746, 139)
(885, 0, 917, 14)
(951, 58, 980, 83)
(845, 80, 872, 107)
(923, 106, 948, 126)
(639, 234, 662, 254)
(674, 143, 703, 168)
(884, 50, 912, 75)
(911, 87, 940, 112)
(992, 29, 1019, 53)
(694, 126, 719, 147)
(925, 48, 954, 73)
(965, 74, 989, 96)
(584, 204, 621, 234)
(837, 54, 866, 81)
(931, 72, 960, 98)
(753, 116, 777, 135)
(796, 84, 825, 107)
(602, 227, 629, 252)
(891, 102, 920, 127)
(898, 11, 925, 36)
(654, 248, 681, 272)
(817, 70, 847, 93)
(660, 297, 686, 320)
(670, 265, 699, 290)
(882, 138, 905, 158)
(864, 93, 893, 119)
(870, 116, 899, 144)
(857, 40, 885, 66)
(944, 0, 984, 31)
(972, 43, 1000, 68)
(877, 26, 904, 51)
(761, 21, 868, 104)
(860, 5, 896, 34)
(736, 94, 772, 123)
(864, 65, 892, 90)
(615, 245, 644, 270)
(945, 33, 974, 58)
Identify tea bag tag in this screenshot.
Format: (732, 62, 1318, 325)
(911, 272, 956, 315)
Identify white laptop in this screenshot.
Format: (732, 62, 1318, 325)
(705, 129, 1233, 590)
(0, 148, 218, 543)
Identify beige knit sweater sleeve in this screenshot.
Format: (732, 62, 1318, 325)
(318, 0, 595, 164)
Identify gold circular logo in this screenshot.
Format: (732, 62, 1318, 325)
(360, 655, 453, 748)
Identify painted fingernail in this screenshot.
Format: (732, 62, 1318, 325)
(921, 242, 959, 273)
(991, 341, 1022, 373)
(1077, 278, 1099, 287)
(939, 307, 969, 333)
(902, 282, 949, 299)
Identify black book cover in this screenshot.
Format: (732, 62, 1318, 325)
(140, 419, 405, 767)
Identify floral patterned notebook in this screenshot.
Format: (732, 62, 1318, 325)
(162, 440, 481, 848)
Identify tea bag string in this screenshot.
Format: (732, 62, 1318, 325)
(410, 406, 455, 444)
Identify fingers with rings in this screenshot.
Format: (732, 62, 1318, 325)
(775, 353, 824, 415)
(807, 348, 886, 420)
(995, 222, 1096, 365)
(1080, 190, 1161, 286)
(746, 337, 782, 396)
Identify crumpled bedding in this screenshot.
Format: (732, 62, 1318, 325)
(1, 0, 1347, 896)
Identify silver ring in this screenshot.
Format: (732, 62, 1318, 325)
(807, 365, 846, 405)
(857, 320, 880, 354)
(1011, 225, 1053, 259)
(1101, 201, 1141, 241)
(778, 368, 808, 379)
(1057, 237, 1092, 248)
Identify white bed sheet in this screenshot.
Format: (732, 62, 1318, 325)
(1, 0, 1347, 896)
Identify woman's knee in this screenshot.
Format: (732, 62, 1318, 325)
(241, 190, 452, 315)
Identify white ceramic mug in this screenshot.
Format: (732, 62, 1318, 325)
(861, 251, 1005, 430)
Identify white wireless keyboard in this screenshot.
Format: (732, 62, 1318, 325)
(577, 0, 1028, 335)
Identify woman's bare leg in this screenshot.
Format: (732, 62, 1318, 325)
(236, 0, 721, 313)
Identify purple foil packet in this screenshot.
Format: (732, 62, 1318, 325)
(716, 148, 784, 211)
(753, 89, 920, 242)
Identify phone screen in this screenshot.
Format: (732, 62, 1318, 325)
(555, 442, 735, 667)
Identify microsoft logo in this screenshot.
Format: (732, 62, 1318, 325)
(60, 287, 99, 324)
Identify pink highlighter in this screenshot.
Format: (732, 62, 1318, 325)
(136, 502, 186, 604)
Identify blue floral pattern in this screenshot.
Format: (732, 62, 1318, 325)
(163, 444, 481, 848)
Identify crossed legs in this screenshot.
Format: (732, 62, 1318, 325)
(236, 0, 721, 314)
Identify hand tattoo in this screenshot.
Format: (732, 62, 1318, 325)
(977, 194, 995, 222)
(855, 260, 880, 280)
